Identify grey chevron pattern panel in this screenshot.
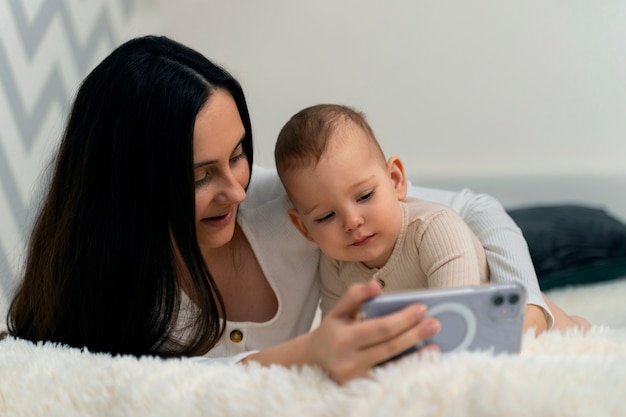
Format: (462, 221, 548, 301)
(0, 0, 159, 325)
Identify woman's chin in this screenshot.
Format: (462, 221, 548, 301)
(197, 223, 237, 250)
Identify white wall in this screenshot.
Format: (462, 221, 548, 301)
(156, 0, 626, 181)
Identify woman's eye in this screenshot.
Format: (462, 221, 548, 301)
(315, 212, 335, 223)
(230, 143, 247, 163)
(230, 151, 246, 163)
(358, 191, 374, 202)
(195, 172, 211, 188)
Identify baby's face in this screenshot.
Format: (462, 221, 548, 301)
(285, 128, 404, 269)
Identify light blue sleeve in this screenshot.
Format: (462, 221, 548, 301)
(406, 182, 553, 327)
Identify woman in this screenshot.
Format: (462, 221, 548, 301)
(6, 35, 549, 384)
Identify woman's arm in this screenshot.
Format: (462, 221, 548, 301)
(406, 185, 553, 331)
(242, 280, 440, 385)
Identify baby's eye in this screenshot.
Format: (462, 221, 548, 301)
(358, 191, 374, 202)
(315, 212, 335, 223)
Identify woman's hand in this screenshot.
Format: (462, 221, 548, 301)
(524, 294, 592, 335)
(523, 304, 549, 335)
(306, 280, 440, 384)
(244, 281, 440, 384)
(541, 293, 592, 334)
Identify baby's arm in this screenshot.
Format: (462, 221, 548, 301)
(406, 185, 552, 332)
(417, 208, 488, 289)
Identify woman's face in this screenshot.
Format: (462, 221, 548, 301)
(193, 88, 250, 251)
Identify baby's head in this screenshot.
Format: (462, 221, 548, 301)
(275, 104, 407, 268)
(275, 104, 383, 176)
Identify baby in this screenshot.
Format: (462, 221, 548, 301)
(275, 103, 591, 333)
(274, 104, 489, 317)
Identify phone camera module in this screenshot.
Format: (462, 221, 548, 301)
(509, 294, 520, 304)
(492, 295, 505, 306)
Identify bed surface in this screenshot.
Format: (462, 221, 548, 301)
(1, 276, 625, 417)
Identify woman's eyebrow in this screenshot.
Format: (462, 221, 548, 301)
(193, 136, 245, 169)
(194, 160, 214, 169)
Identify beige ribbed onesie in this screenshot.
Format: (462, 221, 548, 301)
(319, 197, 490, 316)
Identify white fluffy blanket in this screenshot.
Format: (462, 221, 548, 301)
(2, 278, 626, 417)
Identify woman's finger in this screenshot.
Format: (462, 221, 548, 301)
(356, 316, 441, 367)
(327, 280, 438, 359)
(318, 281, 442, 382)
(350, 302, 429, 348)
(326, 280, 382, 321)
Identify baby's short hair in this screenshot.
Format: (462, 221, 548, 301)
(275, 104, 384, 176)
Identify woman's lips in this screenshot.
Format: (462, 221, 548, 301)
(201, 209, 234, 227)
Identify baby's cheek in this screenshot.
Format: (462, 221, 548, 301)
(317, 232, 344, 259)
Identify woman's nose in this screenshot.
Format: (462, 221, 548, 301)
(216, 171, 246, 204)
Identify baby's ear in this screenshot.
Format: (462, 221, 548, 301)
(387, 156, 407, 201)
(288, 208, 316, 242)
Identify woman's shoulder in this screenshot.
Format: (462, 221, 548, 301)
(241, 165, 289, 209)
(404, 197, 455, 216)
(246, 166, 284, 198)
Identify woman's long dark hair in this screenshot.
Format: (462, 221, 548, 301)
(6, 35, 253, 356)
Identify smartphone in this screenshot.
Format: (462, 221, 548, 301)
(360, 283, 527, 357)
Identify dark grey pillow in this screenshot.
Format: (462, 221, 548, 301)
(507, 205, 626, 290)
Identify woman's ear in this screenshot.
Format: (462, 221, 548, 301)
(386, 156, 407, 201)
(288, 208, 316, 242)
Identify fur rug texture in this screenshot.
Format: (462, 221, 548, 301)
(1, 277, 625, 417)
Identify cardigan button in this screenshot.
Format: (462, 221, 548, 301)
(377, 279, 386, 289)
(229, 329, 243, 343)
